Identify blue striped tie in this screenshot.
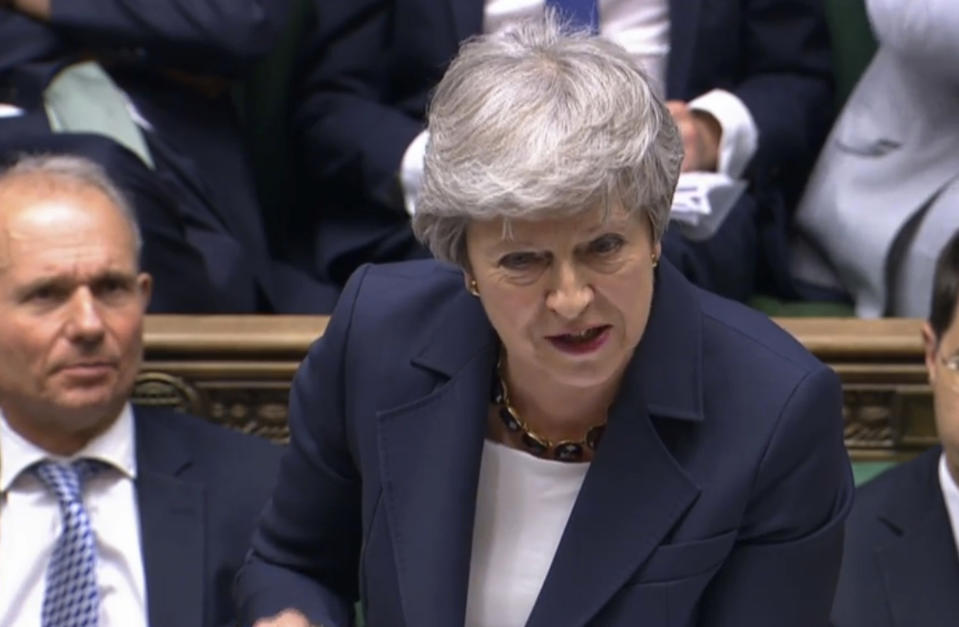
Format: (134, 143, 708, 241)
(545, 0, 600, 32)
(33, 459, 105, 627)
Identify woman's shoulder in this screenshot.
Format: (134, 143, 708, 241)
(695, 286, 825, 378)
(327, 259, 490, 356)
(348, 259, 463, 303)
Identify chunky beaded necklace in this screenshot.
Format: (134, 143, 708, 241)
(492, 360, 606, 463)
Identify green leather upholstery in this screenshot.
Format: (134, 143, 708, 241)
(234, 0, 316, 250)
(852, 461, 897, 486)
(824, 0, 879, 108)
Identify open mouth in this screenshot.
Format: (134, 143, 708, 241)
(547, 325, 611, 353)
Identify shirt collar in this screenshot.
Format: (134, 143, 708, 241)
(0, 403, 137, 493)
(937, 451, 959, 558)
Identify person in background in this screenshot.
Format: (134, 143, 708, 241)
(237, 18, 852, 627)
(0, 154, 283, 626)
(792, 0, 959, 318)
(287, 0, 833, 303)
(0, 0, 337, 313)
(831, 231, 959, 627)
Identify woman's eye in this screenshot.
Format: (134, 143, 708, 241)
(589, 234, 625, 255)
(498, 252, 543, 270)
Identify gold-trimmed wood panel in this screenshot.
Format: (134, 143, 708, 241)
(136, 316, 934, 459)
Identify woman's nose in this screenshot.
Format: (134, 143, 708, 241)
(545, 263, 593, 319)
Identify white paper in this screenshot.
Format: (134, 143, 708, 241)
(669, 172, 747, 241)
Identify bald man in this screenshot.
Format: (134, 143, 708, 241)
(0, 154, 282, 626)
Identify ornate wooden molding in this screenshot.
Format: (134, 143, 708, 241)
(135, 315, 327, 440)
(135, 315, 933, 461)
(775, 318, 933, 462)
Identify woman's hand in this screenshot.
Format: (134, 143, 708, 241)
(253, 609, 316, 627)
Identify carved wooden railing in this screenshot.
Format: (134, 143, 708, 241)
(135, 316, 328, 441)
(775, 318, 933, 463)
(134, 316, 932, 462)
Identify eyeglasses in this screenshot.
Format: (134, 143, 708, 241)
(939, 353, 959, 392)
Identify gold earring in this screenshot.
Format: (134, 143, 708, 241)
(467, 279, 480, 296)
(651, 254, 659, 269)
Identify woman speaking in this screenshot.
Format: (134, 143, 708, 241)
(238, 15, 852, 627)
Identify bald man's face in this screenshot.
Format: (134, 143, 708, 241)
(0, 179, 152, 455)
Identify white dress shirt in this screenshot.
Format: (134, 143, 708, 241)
(465, 440, 590, 627)
(401, 0, 759, 214)
(0, 405, 148, 627)
(485, 0, 671, 94)
(938, 452, 959, 559)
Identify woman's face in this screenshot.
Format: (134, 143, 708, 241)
(465, 203, 660, 391)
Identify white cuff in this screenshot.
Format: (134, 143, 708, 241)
(0, 104, 25, 118)
(399, 130, 430, 216)
(689, 89, 758, 178)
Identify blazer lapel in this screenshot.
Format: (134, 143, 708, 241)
(134, 410, 205, 627)
(528, 261, 705, 626)
(666, 0, 702, 99)
(876, 454, 959, 626)
(377, 287, 498, 627)
(526, 361, 700, 627)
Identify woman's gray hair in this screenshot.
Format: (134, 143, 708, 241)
(0, 153, 143, 262)
(412, 12, 683, 268)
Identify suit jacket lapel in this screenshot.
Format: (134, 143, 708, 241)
(526, 373, 700, 626)
(134, 409, 205, 627)
(666, 0, 702, 99)
(528, 261, 705, 625)
(377, 287, 497, 627)
(876, 452, 959, 626)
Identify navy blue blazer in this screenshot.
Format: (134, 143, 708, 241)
(291, 0, 833, 290)
(133, 406, 283, 627)
(236, 259, 853, 626)
(831, 446, 959, 627)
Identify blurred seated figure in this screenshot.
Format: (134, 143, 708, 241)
(831, 231, 959, 626)
(0, 135, 227, 313)
(288, 0, 833, 303)
(0, 154, 283, 626)
(791, 0, 959, 318)
(0, 0, 338, 313)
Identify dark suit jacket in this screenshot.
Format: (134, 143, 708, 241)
(292, 0, 833, 291)
(134, 406, 283, 627)
(235, 259, 853, 626)
(0, 3, 338, 313)
(831, 446, 959, 627)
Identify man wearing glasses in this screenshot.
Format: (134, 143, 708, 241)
(831, 230, 959, 627)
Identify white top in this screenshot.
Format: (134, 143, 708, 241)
(400, 0, 759, 214)
(0, 405, 149, 627)
(938, 452, 959, 559)
(465, 440, 590, 627)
